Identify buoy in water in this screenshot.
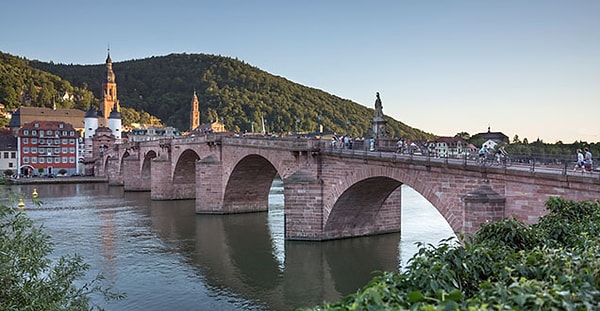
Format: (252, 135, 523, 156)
(32, 188, 38, 199)
(18, 198, 25, 210)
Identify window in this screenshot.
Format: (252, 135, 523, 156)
(59, 123, 64, 129)
(39, 147, 45, 154)
(62, 139, 68, 145)
(39, 158, 45, 164)
(47, 130, 52, 136)
(23, 157, 29, 163)
(54, 148, 60, 154)
(31, 138, 37, 144)
(62, 157, 68, 163)
(22, 138, 28, 144)
(55, 131, 60, 136)
(69, 147, 75, 153)
(31, 157, 37, 163)
(8, 163, 13, 168)
(69, 157, 75, 163)
(54, 139, 60, 145)
(31, 147, 37, 153)
(23, 147, 29, 153)
(62, 131, 67, 136)
(23, 130, 29, 136)
(70, 131, 75, 136)
(11, 152, 16, 159)
(3, 152, 8, 158)
(32, 130, 37, 136)
(69, 139, 75, 144)
(34, 123, 39, 128)
(62, 148, 67, 154)
(39, 139, 45, 144)
(54, 158, 60, 163)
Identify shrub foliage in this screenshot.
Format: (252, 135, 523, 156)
(304, 197, 600, 310)
(0, 198, 123, 310)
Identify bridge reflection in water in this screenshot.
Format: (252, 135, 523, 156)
(13, 182, 454, 311)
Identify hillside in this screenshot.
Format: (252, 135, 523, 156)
(0, 51, 157, 127)
(29, 53, 434, 139)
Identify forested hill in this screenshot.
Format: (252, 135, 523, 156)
(28, 53, 433, 139)
(0, 51, 157, 126)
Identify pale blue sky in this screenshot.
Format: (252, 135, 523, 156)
(2, 1, 599, 143)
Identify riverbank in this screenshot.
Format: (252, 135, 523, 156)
(4, 176, 108, 185)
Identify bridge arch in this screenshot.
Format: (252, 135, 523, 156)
(324, 176, 402, 235)
(223, 154, 279, 213)
(173, 149, 200, 184)
(321, 164, 469, 239)
(141, 150, 157, 180)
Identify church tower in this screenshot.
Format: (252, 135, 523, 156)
(190, 91, 200, 131)
(101, 50, 119, 126)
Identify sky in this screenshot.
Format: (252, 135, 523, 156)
(2, 1, 599, 143)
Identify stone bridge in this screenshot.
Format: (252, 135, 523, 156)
(99, 134, 600, 241)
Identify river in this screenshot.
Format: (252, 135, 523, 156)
(4, 181, 455, 311)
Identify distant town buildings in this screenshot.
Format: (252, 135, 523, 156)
(475, 127, 509, 144)
(129, 126, 181, 142)
(8, 106, 86, 135)
(429, 136, 470, 158)
(16, 121, 80, 176)
(0, 129, 17, 174)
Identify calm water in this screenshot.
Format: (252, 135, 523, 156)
(4, 182, 455, 311)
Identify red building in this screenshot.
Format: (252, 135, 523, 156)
(17, 121, 81, 177)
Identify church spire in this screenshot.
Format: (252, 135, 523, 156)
(101, 49, 118, 126)
(190, 90, 200, 131)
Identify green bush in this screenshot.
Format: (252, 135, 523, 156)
(0, 197, 124, 310)
(303, 197, 600, 310)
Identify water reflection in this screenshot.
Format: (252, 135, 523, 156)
(3, 182, 455, 311)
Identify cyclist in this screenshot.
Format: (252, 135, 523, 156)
(478, 146, 488, 163)
(495, 146, 508, 164)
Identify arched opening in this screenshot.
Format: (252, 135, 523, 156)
(223, 155, 278, 213)
(141, 150, 157, 179)
(324, 176, 402, 236)
(173, 149, 200, 184)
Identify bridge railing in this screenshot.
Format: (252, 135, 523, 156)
(312, 139, 598, 179)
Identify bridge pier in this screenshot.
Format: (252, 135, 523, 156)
(195, 156, 225, 213)
(150, 157, 176, 200)
(462, 184, 506, 234)
(123, 157, 150, 191)
(105, 157, 123, 186)
(284, 170, 324, 240)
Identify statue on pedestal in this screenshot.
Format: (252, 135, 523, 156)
(374, 92, 384, 118)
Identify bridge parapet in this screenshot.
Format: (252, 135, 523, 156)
(221, 136, 320, 152)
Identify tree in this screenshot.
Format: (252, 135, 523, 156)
(0, 198, 124, 310)
(454, 132, 470, 141)
(512, 134, 521, 144)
